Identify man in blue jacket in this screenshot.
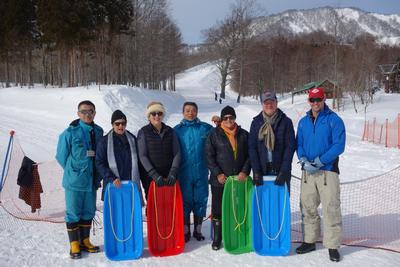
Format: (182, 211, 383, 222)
(248, 91, 296, 189)
(296, 88, 346, 262)
(174, 102, 213, 242)
(56, 100, 103, 259)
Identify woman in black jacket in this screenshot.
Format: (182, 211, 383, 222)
(205, 105, 251, 251)
(137, 102, 181, 200)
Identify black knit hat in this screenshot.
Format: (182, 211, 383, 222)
(111, 110, 127, 124)
(220, 105, 236, 119)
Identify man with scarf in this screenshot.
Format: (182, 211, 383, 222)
(248, 91, 296, 191)
(205, 105, 251, 250)
(95, 110, 144, 205)
(174, 102, 213, 243)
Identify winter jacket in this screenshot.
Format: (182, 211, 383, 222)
(248, 109, 296, 179)
(138, 123, 181, 179)
(205, 125, 251, 187)
(56, 119, 104, 192)
(96, 130, 140, 199)
(296, 105, 346, 173)
(174, 118, 213, 182)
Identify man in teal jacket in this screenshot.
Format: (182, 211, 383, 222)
(174, 102, 213, 242)
(56, 100, 103, 259)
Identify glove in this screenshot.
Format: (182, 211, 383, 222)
(303, 161, 319, 174)
(312, 156, 324, 169)
(298, 157, 307, 170)
(275, 171, 289, 186)
(252, 173, 263, 186)
(154, 176, 164, 186)
(166, 174, 176, 186)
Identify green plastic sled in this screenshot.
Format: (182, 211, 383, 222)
(222, 175, 253, 254)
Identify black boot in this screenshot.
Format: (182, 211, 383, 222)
(296, 242, 316, 254)
(211, 218, 222, 250)
(78, 219, 100, 253)
(184, 216, 191, 243)
(329, 249, 341, 262)
(193, 216, 205, 241)
(66, 222, 81, 259)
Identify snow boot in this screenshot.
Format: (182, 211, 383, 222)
(296, 242, 316, 254)
(211, 218, 222, 250)
(79, 219, 100, 253)
(193, 215, 205, 241)
(184, 215, 191, 243)
(66, 222, 81, 259)
(329, 249, 341, 262)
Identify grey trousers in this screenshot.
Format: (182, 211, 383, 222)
(300, 170, 342, 249)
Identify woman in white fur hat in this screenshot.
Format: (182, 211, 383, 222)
(137, 101, 181, 199)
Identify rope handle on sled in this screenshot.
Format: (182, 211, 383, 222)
(154, 183, 177, 240)
(108, 182, 135, 242)
(230, 176, 248, 232)
(254, 180, 287, 240)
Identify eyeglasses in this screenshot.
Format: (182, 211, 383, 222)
(222, 115, 235, 121)
(114, 121, 126, 126)
(309, 98, 323, 103)
(150, 112, 163, 117)
(79, 109, 95, 115)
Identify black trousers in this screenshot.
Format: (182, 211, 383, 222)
(211, 185, 224, 220)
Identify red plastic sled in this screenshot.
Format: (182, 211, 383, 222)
(146, 181, 184, 257)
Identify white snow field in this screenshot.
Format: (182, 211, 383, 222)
(1, 62, 400, 266)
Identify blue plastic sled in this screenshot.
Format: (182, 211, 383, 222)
(103, 181, 143, 260)
(252, 176, 291, 256)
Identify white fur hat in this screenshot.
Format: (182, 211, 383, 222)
(146, 101, 166, 119)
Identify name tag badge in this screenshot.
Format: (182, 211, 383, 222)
(87, 150, 95, 157)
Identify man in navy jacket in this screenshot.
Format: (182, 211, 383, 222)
(248, 91, 296, 190)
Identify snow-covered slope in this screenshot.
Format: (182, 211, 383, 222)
(252, 7, 400, 45)
(1, 63, 400, 266)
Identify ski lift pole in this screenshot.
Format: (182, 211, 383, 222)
(0, 131, 15, 192)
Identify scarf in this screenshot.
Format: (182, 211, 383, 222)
(258, 111, 278, 152)
(221, 123, 238, 159)
(107, 130, 144, 206)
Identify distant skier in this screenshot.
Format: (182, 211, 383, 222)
(174, 102, 213, 242)
(215, 92, 218, 101)
(296, 88, 346, 262)
(56, 100, 103, 259)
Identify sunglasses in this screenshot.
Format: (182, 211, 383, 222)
(222, 115, 235, 121)
(150, 111, 163, 117)
(309, 98, 323, 103)
(114, 121, 126, 126)
(79, 109, 95, 115)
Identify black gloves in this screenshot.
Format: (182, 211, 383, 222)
(252, 173, 263, 186)
(166, 174, 176, 186)
(275, 171, 290, 186)
(154, 175, 164, 186)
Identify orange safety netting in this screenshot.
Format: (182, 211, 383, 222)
(362, 114, 400, 148)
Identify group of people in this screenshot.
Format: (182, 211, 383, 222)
(56, 87, 345, 262)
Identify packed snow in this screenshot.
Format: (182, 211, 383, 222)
(1, 62, 400, 266)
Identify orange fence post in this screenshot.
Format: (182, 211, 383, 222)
(372, 118, 376, 143)
(385, 118, 389, 147)
(397, 114, 400, 149)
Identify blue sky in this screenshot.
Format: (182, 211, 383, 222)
(168, 0, 400, 44)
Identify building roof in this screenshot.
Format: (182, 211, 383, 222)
(378, 64, 397, 75)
